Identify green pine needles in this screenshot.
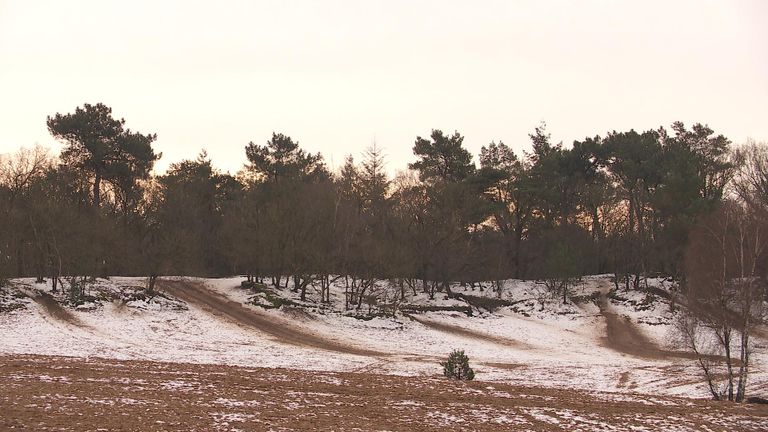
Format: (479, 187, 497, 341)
(441, 349, 475, 381)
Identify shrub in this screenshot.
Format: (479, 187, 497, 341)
(441, 349, 475, 380)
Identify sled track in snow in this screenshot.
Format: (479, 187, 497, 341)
(158, 279, 384, 357)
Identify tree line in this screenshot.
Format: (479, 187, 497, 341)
(0, 103, 765, 305)
(2, 102, 766, 402)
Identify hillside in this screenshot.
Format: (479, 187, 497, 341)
(2, 274, 766, 401)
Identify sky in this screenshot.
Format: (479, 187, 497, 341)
(1, 0, 766, 175)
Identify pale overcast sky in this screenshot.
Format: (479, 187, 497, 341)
(1, 0, 766, 174)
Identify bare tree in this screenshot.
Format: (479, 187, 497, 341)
(0, 146, 52, 204)
(678, 200, 767, 401)
(731, 140, 768, 213)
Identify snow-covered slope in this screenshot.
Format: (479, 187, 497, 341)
(1, 275, 766, 400)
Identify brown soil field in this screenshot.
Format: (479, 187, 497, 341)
(2, 354, 767, 431)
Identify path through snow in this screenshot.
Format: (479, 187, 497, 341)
(158, 279, 384, 357)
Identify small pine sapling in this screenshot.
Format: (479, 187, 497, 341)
(441, 349, 475, 380)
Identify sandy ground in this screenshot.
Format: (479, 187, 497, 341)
(599, 293, 735, 363)
(25, 290, 83, 326)
(2, 354, 767, 432)
(158, 279, 383, 356)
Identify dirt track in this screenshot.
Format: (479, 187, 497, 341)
(2, 354, 766, 431)
(158, 279, 383, 357)
(407, 314, 532, 349)
(26, 291, 84, 327)
(598, 294, 721, 361)
(599, 296, 665, 359)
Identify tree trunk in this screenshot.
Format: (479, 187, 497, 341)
(344, 282, 349, 310)
(148, 275, 158, 295)
(298, 275, 310, 302)
(441, 281, 452, 296)
(356, 278, 370, 310)
(16, 246, 24, 278)
(723, 327, 734, 401)
(93, 171, 102, 208)
(513, 218, 523, 279)
(562, 280, 568, 304)
(736, 329, 750, 402)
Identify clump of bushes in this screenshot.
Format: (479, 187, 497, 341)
(0, 289, 27, 313)
(570, 291, 601, 304)
(240, 280, 256, 289)
(441, 349, 475, 381)
(250, 290, 301, 309)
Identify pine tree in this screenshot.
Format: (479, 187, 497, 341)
(409, 129, 475, 183)
(244, 132, 328, 183)
(359, 142, 389, 216)
(47, 103, 159, 210)
(441, 349, 475, 380)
